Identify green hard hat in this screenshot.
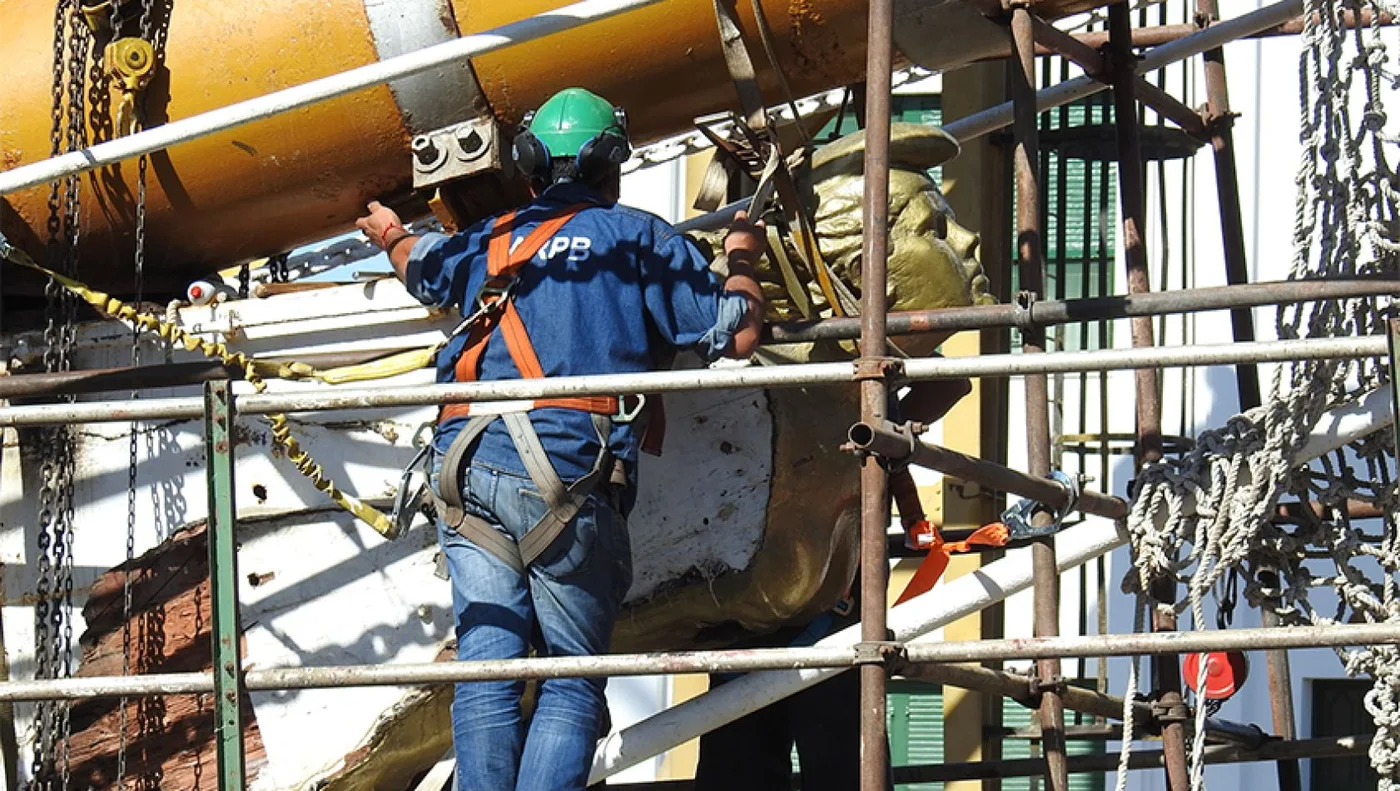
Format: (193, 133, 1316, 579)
(527, 88, 626, 158)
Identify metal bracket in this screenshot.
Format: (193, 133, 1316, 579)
(411, 117, 507, 190)
(1012, 290, 1039, 332)
(1000, 469, 1080, 540)
(1151, 698, 1192, 724)
(853, 356, 905, 383)
(854, 641, 907, 673)
(1027, 672, 1068, 705)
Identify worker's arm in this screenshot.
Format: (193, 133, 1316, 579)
(721, 211, 766, 359)
(355, 201, 419, 281)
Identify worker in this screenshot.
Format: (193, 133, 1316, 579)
(356, 87, 766, 791)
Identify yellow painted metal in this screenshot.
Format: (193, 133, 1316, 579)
(0, 0, 412, 293)
(451, 0, 874, 144)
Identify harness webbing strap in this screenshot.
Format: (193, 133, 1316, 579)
(440, 205, 593, 425)
(432, 205, 625, 573)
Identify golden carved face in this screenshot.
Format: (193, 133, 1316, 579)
(805, 123, 993, 356)
(699, 122, 993, 360)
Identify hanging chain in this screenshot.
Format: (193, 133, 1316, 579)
(32, 2, 88, 788)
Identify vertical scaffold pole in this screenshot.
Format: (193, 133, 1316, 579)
(858, 0, 895, 788)
(1196, 0, 1262, 411)
(204, 380, 246, 790)
(1107, 5, 1188, 791)
(1010, 6, 1069, 789)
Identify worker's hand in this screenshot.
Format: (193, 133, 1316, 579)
(723, 210, 766, 266)
(355, 201, 406, 250)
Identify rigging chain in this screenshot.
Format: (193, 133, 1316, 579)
(33, 1, 88, 787)
(1, 244, 400, 538)
(115, 0, 159, 780)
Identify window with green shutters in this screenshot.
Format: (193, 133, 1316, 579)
(879, 680, 1106, 791)
(888, 680, 945, 790)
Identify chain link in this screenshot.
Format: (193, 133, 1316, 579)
(117, 1, 161, 784)
(32, 2, 88, 788)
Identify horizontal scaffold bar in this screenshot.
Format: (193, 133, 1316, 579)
(0, 621, 1397, 702)
(3, 276, 1392, 401)
(604, 735, 1373, 788)
(0, 335, 1383, 428)
(763, 275, 1400, 344)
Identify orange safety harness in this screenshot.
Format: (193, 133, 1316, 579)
(432, 204, 648, 574)
(438, 204, 621, 423)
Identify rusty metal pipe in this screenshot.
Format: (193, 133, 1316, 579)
(857, 0, 896, 787)
(901, 662, 1156, 727)
(1197, 0, 1262, 410)
(3, 622, 1400, 700)
(1257, 568, 1303, 791)
(1108, 6, 1187, 789)
(945, 0, 1303, 143)
(847, 422, 1129, 520)
(1133, 79, 1209, 137)
(762, 275, 1400, 344)
(603, 735, 1374, 788)
(1009, 8, 1068, 789)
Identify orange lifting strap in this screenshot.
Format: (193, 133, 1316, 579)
(439, 204, 620, 424)
(895, 519, 1010, 606)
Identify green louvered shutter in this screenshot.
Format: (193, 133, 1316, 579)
(1000, 697, 1106, 791)
(890, 679, 945, 790)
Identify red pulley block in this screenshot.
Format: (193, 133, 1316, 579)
(1182, 651, 1250, 701)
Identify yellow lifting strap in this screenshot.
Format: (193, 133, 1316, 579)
(0, 240, 402, 538)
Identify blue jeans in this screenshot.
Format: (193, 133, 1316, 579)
(435, 462, 632, 791)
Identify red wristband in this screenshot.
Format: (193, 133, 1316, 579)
(378, 222, 406, 249)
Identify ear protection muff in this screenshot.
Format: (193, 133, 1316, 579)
(513, 105, 632, 183)
(576, 106, 632, 181)
(511, 110, 552, 181)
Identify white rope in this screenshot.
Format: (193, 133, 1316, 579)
(1113, 595, 1147, 791)
(1122, 1, 1400, 786)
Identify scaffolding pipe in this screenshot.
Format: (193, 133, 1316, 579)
(846, 424, 1129, 520)
(763, 275, 1400, 344)
(0, 335, 1384, 428)
(1110, 6, 1186, 786)
(1197, 0, 1264, 411)
(2, 621, 1398, 702)
(856, 0, 896, 787)
(606, 735, 1370, 789)
(901, 662, 1156, 727)
(1060, 8, 1393, 52)
(942, 0, 1303, 143)
(893, 734, 1371, 784)
(3, 277, 1392, 402)
(0, 0, 663, 196)
(0, 347, 423, 400)
(1009, 9, 1068, 786)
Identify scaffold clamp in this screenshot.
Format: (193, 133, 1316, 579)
(1001, 470, 1080, 540)
(854, 640, 907, 673)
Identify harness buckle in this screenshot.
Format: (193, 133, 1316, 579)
(473, 276, 515, 316)
(614, 394, 647, 423)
